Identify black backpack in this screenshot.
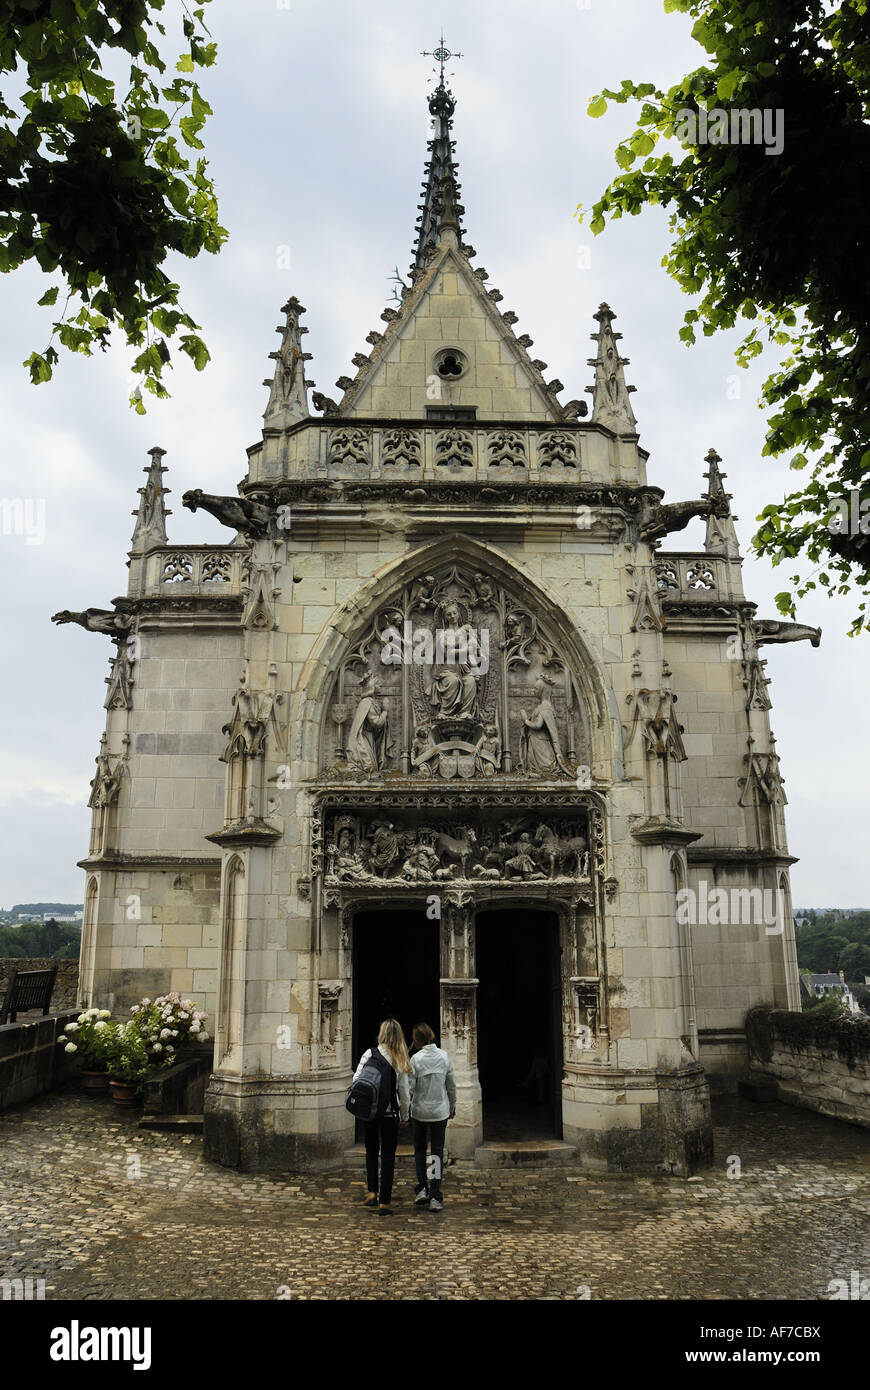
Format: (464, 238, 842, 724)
(345, 1047, 397, 1121)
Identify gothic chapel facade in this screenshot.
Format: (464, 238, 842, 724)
(60, 74, 819, 1174)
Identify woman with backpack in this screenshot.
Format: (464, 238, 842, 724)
(408, 1022, 456, 1212)
(350, 1018, 411, 1215)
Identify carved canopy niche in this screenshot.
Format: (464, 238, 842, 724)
(320, 559, 593, 782)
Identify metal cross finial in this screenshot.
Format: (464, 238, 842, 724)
(421, 31, 463, 85)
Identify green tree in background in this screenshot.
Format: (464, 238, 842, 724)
(0, 0, 226, 410)
(585, 0, 870, 633)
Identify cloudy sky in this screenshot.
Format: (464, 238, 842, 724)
(0, 0, 864, 908)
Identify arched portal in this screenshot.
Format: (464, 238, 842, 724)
(300, 537, 612, 1153)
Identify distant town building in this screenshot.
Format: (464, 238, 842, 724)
(800, 971, 861, 1015)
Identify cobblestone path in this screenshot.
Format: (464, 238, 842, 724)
(1, 1089, 868, 1300)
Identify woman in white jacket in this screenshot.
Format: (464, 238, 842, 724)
(409, 1022, 456, 1212)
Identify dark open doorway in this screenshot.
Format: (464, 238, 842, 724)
(352, 909, 441, 1066)
(475, 908, 562, 1141)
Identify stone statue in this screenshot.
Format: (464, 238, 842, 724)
(411, 725, 438, 776)
(474, 724, 501, 777)
(519, 676, 571, 775)
(399, 837, 440, 882)
(364, 819, 401, 875)
(410, 574, 438, 610)
(52, 608, 133, 636)
(472, 572, 498, 606)
(639, 496, 727, 543)
(754, 619, 821, 648)
(504, 833, 546, 880)
(425, 606, 483, 719)
(347, 674, 392, 770)
(182, 489, 273, 539)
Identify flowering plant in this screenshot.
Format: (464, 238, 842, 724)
(126, 992, 210, 1067)
(102, 1021, 153, 1084)
(57, 1008, 113, 1069)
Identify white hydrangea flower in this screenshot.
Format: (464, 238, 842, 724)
(152, 1043, 162, 1052)
(94, 1021, 108, 1031)
(159, 1028, 171, 1039)
(64, 1042, 77, 1053)
(64, 1022, 79, 1033)
(190, 1020, 200, 1032)
(99, 1010, 111, 1019)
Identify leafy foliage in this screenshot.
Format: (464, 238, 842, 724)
(794, 909, 870, 975)
(0, 918, 81, 957)
(583, 0, 870, 632)
(0, 0, 226, 409)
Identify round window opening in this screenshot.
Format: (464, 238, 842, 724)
(434, 348, 467, 380)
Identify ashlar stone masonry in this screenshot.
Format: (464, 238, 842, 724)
(56, 74, 820, 1175)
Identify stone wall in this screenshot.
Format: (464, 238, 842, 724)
(0, 958, 79, 1016)
(746, 1005, 870, 1128)
(0, 1011, 79, 1110)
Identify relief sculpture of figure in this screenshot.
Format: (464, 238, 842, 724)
(364, 820, 401, 876)
(427, 662, 480, 720)
(474, 724, 501, 777)
(411, 725, 438, 777)
(347, 674, 393, 771)
(519, 675, 572, 775)
(504, 833, 547, 881)
(426, 609, 481, 719)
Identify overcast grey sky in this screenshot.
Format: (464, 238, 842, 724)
(0, 0, 864, 907)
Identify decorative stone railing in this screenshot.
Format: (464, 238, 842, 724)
(259, 421, 589, 484)
(654, 553, 734, 603)
(142, 546, 246, 597)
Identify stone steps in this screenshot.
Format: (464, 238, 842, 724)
(138, 1113, 204, 1134)
(344, 1140, 579, 1168)
(473, 1141, 578, 1168)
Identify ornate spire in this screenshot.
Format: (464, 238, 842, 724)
(264, 296, 311, 427)
(586, 302, 638, 435)
(413, 35, 466, 271)
(130, 446, 170, 553)
(703, 448, 741, 558)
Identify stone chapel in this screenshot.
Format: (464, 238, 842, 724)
(56, 68, 821, 1174)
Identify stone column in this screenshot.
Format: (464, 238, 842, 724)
(439, 889, 482, 1158)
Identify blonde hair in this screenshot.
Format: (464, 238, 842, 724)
(378, 1018, 411, 1074)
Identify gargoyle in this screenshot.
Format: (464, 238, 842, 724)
(639, 496, 726, 543)
(51, 608, 133, 636)
(755, 619, 821, 648)
(181, 489, 273, 538)
(311, 391, 340, 416)
(560, 399, 588, 420)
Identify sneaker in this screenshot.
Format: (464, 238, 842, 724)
(429, 1196, 443, 1212)
(414, 1187, 430, 1205)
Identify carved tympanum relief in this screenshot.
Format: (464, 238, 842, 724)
(322, 564, 589, 780)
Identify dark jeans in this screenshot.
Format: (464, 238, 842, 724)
(413, 1118, 448, 1198)
(365, 1115, 399, 1204)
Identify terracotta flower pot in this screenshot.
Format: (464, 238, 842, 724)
(81, 1069, 110, 1095)
(108, 1080, 141, 1107)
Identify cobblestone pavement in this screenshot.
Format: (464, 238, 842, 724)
(1, 1087, 869, 1300)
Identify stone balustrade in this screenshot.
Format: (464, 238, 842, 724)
(654, 552, 732, 603)
(142, 546, 246, 597)
(257, 420, 588, 484)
